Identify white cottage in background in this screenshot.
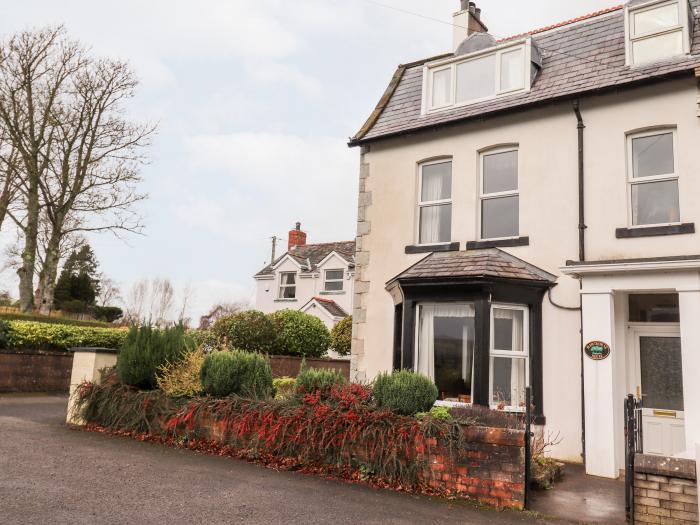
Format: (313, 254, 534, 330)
(254, 223, 355, 335)
(350, 0, 700, 481)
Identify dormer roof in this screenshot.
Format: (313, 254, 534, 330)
(254, 241, 355, 278)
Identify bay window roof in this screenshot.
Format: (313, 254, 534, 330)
(350, 1, 700, 146)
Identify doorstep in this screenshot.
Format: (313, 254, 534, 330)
(528, 463, 626, 525)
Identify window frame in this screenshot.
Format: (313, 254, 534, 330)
(423, 39, 533, 114)
(489, 303, 530, 412)
(278, 271, 297, 300)
(323, 269, 345, 292)
(479, 146, 520, 241)
(625, 0, 690, 66)
(626, 128, 681, 228)
(413, 302, 476, 407)
(416, 158, 453, 246)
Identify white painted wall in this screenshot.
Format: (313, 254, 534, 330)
(354, 77, 700, 464)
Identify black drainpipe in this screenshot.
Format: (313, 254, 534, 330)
(573, 99, 587, 466)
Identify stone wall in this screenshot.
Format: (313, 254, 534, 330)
(268, 356, 349, 379)
(634, 454, 698, 525)
(0, 350, 73, 392)
(351, 145, 371, 383)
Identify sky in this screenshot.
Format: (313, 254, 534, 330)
(0, 0, 619, 323)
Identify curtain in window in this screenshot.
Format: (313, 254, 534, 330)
(418, 304, 475, 381)
(493, 308, 523, 351)
(491, 308, 526, 407)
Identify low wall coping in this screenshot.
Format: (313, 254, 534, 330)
(71, 347, 119, 354)
(0, 349, 74, 357)
(460, 425, 525, 447)
(635, 453, 697, 480)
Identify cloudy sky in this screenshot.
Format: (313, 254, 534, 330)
(0, 0, 617, 321)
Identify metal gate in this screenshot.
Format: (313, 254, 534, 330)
(624, 394, 643, 523)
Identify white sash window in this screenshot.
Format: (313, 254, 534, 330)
(417, 160, 452, 245)
(489, 305, 529, 411)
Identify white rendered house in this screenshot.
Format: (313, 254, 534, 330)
(350, 0, 700, 480)
(254, 223, 354, 334)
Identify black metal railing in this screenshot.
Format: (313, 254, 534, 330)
(624, 394, 643, 523)
(524, 386, 533, 509)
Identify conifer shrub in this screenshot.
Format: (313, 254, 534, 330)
(116, 324, 194, 390)
(156, 347, 206, 398)
(295, 366, 347, 396)
(330, 316, 352, 356)
(200, 350, 273, 399)
(271, 309, 330, 358)
(272, 376, 296, 400)
(373, 370, 438, 416)
(211, 310, 278, 352)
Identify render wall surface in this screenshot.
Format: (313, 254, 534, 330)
(352, 78, 700, 463)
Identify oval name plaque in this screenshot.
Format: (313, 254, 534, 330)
(585, 341, 611, 361)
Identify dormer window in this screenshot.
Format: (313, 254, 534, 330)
(626, 0, 691, 65)
(424, 39, 539, 114)
(278, 272, 296, 299)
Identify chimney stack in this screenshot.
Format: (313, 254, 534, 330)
(288, 222, 307, 251)
(453, 1, 488, 51)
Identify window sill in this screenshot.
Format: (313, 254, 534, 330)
(616, 223, 694, 238)
(466, 236, 529, 250)
(405, 242, 460, 254)
(319, 291, 345, 295)
(274, 299, 298, 303)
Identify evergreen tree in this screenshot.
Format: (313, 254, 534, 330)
(53, 244, 101, 311)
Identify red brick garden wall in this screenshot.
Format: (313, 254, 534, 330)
(0, 350, 73, 392)
(269, 355, 350, 379)
(417, 426, 526, 508)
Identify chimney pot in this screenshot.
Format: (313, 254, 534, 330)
(288, 222, 307, 251)
(453, 0, 487, 50)
(460, 0, 469, 10)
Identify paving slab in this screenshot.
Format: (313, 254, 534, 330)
(0, 394, 573, 525)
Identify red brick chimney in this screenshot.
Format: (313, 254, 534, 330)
(288, 222, 307, 251)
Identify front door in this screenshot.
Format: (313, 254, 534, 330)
(631, 327, 685, 456)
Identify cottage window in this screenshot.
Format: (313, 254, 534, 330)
(416, 303, 475, 403)
(278, 272, 296, 299)
(627, 129, 680, 226)
(489, 305, 529, 411)
(418, 160, 452, 244)
(480, 148, 519, 240)
(627, 0, 689, 65)
(324, 269, 344, 292)
(426, 40, 534, 113)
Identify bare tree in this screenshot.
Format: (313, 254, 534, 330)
(0, 27, 85, 311)
(0, 129, 20, 231)
(199, 301, 249, 329)
(97, 276, 120, 307)
(177, 282, 194, 327)
(123, 278, 148, 325)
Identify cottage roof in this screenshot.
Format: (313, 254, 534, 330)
(255, 241, 356, 277)
(351, 2, 700, 145)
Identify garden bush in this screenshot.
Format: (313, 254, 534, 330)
(156, 347, 206, 398)
(200, 350, 273, 399)
(117, 324, 194, 390)
(0, 319, 10, 349)
(211, 310, 278, 353)
(0, 311, 112, 327)
(6, 320, 127, 352)
(271, 309, 330, 357)
(272, 376, 296, 400)
(330, 316, 352, 356)
(373, 370, 438, 416)
(295, 366, 347, 396)
(189, 328, 218, 349)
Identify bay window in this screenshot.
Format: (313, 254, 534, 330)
(278, 272, 296, 299)
(489, 305, 529, 411)
(626, 0, 690, 65)
(627, 129, 680, 226)
(324, 269, 344, 292)
(418, 160, 452, 244)
(480, 148, 519, 240)
(416, 304, 475, 403)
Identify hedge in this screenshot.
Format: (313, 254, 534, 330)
(6, 320, 128, 352)
(0, 311, 113, 328)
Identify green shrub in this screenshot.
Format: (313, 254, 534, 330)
(415, 405, 452, 421)
(117, 324, 194, 389)
(200, 350, 273, 399)
(6, 320, 127, 352)
(330, 316, 352, 356)
(0, 311, 112, 328)
(272, 376, 296, 400)
(295, 366, 347, 396)
(271, 309, 330, 358)
(92, 306, 123, 323)
(0, 319, 10, 349)
(211, 310, 278, 352)
(373, 370, 438, 416)
(189, 328, 218, 349)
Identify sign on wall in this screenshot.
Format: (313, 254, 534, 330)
(585, 341, 611, 361)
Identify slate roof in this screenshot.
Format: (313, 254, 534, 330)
(386, 248, 557, 286)
(305, 297, 349, 318)
(351, 1, 700, 145)
(255, 241, 356, 277)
